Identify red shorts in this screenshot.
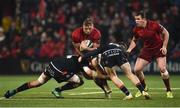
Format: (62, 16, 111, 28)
(138, 48, 166, 62)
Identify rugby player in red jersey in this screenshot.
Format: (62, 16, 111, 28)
(127, 11, 173, 98)
(72, 17, 112, 98)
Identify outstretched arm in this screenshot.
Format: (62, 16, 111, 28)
(127, 36, 137, 53)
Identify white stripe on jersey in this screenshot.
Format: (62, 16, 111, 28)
(50, 62, 63, 73)
(103, 48, 122, 55)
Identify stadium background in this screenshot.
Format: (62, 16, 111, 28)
(0, 0, 179, 74)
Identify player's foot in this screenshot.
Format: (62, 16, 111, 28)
(167, 91, 173, 98)
(105, 90, 112, 99)
(123, 93, 133, 100)
(142, 91, 151, 99)
(4, 90, 16, 98)
(135, 86, 148, 98)
(52, 90, 64, 99)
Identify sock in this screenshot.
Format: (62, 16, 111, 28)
(120, 86, 130, 96)
(94, 78, 110, 93)
(55, 82, 81, 92)
(136, 83, 144, 93)
(163, 79, 171, 91)
(140, 79, 146, 88)
(16, 82, 30, 93)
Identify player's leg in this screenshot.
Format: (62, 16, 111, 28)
(52, 74, 84, 98)
(91, 57, 112, 98)
(134, 58, 149, 88)
(105, 67, 133, 100)
(134, 57, 149, 97)
(120, 62, 150, 99)
(156, 57, 173, 98)
(4, 72, 51, 98)
(83, 66, 108, 79)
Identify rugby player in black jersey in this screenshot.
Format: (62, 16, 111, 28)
(4, 55, 85, 99)
(79, 42, 151, 100)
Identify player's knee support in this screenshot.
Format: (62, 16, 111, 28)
(68, 74, 84, 85)
(161, 70, 169, 79)
(37, 74, 46, 84)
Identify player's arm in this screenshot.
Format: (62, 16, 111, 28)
(81, 41, 100, 51)
(127, 36, 137, 53)
(72, 42, 83, 56)
(161, 26, 169, 49)
(79, 47, 101, 62)
(160, 26, 169, 55)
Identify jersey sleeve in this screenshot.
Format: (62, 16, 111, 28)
(92, 29, 101, 43)
(133, 28, 139, 39)
(72, 30, 79, 43)
(81, 47, 101, 61)
(153, 22, 164, 33)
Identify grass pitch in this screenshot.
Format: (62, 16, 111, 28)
(0, 75, 180, 107)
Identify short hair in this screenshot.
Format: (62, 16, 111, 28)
(83, 17, 94, 25)
(135, 10, 146, 18)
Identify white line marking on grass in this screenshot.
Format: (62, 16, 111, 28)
(83, 87, 180, 90)
(69, 91, 104, 95)
(1, 98, 113, 101)
(0, 97, 6, 100)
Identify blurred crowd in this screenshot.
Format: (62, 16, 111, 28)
(0, 0, 180, 59)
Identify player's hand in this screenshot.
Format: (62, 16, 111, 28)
(78, 56, 82, 62)
(160, 47, 167, 55)
(80, 41, 88, 51)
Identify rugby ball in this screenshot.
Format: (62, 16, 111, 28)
(80, 40, 93, 51)
(84, 40, 93, 48)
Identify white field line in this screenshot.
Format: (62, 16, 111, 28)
(69, 91, 104, 95)
(83, 87, 180, 90)
(0, 96, 6, 100)
(0, 87, 179, 100)
(0, 97, 113, 101)
(0, 91, 176, 100)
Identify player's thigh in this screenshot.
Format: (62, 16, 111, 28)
(105, 67, 117, 77)
(156, 57, 167, 72)
(120, 62, 132, 75)
(134, 57, 149, 72)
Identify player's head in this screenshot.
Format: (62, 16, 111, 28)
(134, 10, 147, 27)
(82, 17, 94, 35)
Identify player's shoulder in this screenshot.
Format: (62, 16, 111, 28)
(93, 27, 100, 32)
(72, 27, 82, 36)
(93, 27, 101, 34)
(133, 26, 140, 33)
(147, 20, 159, 28)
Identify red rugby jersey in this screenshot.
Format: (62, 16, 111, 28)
(133, 20, 164, 50)
(72, 27, 101, 43)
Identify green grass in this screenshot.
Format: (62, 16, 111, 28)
(0, 75, 180, 107)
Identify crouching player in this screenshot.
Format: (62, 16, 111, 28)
(79, 42, 151, 100)
(4, 55, 84, 99)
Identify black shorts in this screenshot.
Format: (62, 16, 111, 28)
(100, 50, 128, 68)
(44, 64, 74, 83)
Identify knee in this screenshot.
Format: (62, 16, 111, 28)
(161, 70, 169, 79)
(134, 68, 141, 75)
(29, 80, 42, 88)
(159, 67, 167, 73)
(73, 78, 84, 87)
